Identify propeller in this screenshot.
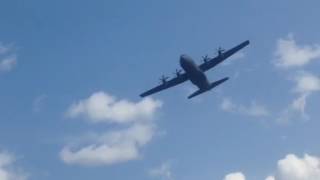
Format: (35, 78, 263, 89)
(202, 54, 210, 63)
(159, 75, 169, 84)
(216, 47, 225, 55)
(174, 69, 182, 77)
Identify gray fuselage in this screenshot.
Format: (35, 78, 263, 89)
(180, 54, 210, 90)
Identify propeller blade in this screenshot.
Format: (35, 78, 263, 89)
(202, 54, 209, 62)
(174, 69, 182, 77)
(159, 75, 169, 83)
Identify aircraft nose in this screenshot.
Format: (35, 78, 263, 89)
(180, 54, 188, 63)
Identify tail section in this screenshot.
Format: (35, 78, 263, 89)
(208, 77, 229, 90)
(188, 89, 206, 99)
(188, 77, 229, 99)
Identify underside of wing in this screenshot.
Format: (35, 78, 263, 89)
(140, 74, 188, 97)
(199, 40, 250, 72)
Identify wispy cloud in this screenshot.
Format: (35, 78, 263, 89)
(0, 151, 28, 180)
(221, 98, 270, 117)
(274, 34, 320, 68)
(61, 123, 154, 166)
(0, 42, 12, 55)
(273, 34, 320, 123)
(149, 161, 173, 180)
(0, 56, 16, 73)
(278, 72, 320, 123)
(265, 176, 275, 180)
(0, 42, 17, 73)
(32, 94, 47, 113)
(62, 92, 163, 166)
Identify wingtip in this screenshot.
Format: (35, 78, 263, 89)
(140, 93, 149, 98)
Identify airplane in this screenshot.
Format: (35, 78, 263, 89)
(140, 40, 250, 99)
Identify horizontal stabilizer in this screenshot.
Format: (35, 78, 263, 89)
(188, 89, 205, 99)
(208, 77, 229, 90)
(188, 77, 229, 99)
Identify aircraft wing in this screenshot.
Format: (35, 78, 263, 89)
(140, 73, 188, 97)
(199, 40, 250, 72)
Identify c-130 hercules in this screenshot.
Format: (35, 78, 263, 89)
(140, 40, 250, 99)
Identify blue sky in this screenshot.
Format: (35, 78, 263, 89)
(0, 0, 320, 180)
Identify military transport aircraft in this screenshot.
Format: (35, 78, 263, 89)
(140, 40, 250, 99)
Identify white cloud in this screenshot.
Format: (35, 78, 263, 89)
(0, 151, 27, 180)
(273, 154, 320, 180)
(274, 34, 320, 68)
(265, 176, 275, 180)
(61, 123, 154, 166)
(0, 42, 16, 73)
(293, 72, 320, 94)
(223, 154, 320, 180)
(0, 56, 16, 73)
(32, 94, 47, 113)
(292, 72, 320, 118)
(149, 162, 173, 180)
(278, 94, 309, 123)
(223, 172, 246, 180)
(221, 98, 236, 111)
(0, 43, 11, 55)
(63, 92, 163, 166)
(66, 92, 162, 124)
(291, 94, 308, 119)
(221, 98, 269, 117)
(273, 35, 320, 123)
(278, 72, 320, 123)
